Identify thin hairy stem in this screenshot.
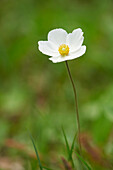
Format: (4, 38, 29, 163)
(65, 61, 81, 152)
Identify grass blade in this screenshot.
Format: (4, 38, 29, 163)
(62, 127, 75, 168)
(75, 151, 91, 170)
(62, 127, 70, 156)
(69, 132, 77, 168)
(69, 132, 77, 159)
(29, 133, 43, 170)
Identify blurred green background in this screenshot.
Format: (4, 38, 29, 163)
(0, 0, 113, 169)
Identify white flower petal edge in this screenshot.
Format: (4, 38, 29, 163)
(48, 28, 68, 46)
(66, 28, 84, 52)
(49, 45, 86, 63)
(38, 41, 59, 57)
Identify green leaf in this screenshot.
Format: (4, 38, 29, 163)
(75, 152, 91, 170)
(29, 133, 43, 170)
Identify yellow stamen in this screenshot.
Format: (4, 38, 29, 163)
(58, 44, 69, 56)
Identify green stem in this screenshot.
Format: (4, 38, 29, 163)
(65, 61, 81, 152)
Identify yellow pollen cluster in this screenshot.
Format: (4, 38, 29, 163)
(58, 44, 69, 56)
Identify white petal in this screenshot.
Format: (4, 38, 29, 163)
(49, 46, 86, 63)
(48, 28, 68, 46)
(69, 45, 86, 59)
(49, 55, 74, 63)
(66, 28, 84, 52)
(49, 56, 61, 63)
(38, 41, 59, 57)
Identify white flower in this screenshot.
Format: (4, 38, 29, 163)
(38, 28, 86, 63)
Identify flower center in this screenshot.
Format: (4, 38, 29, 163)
(58, 44, 69, 56)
